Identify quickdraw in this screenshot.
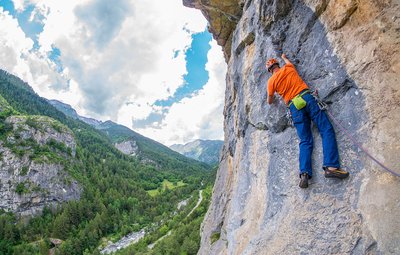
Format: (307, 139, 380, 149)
(311, 90, 327, 111)
(286, 108, 293, 127)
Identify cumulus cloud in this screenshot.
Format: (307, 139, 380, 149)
(34, 0, 207, 120)
(0, 9, 32, 71)
(0, 7, 69, 95)
(11, 0, 29, 12)
(1, 0, 225, 145)
(74, 0, 132, 49)
(134, 40, 226, 145)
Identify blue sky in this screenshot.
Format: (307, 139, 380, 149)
(155, 31, 212, 108)
(1, 0, 63, 69)
(1, 0, 43, 48)
(134, 30, 212, 129)
(0, 0, 226, 145)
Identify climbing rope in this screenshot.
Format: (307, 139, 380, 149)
(313, 92, 400, 178)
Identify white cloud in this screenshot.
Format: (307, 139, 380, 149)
(1, 0, 225, 145)
(11, 0, 26, 12)
(35, 0, 207, 118)
(0, 8, 33, 71)
(136, 40, 226, 145)
(0, 7, 69, 95)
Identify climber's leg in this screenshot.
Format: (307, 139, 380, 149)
(305, 94, 340, 168)
(290, 104, 313, 178)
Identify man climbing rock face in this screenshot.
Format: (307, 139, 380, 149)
(266, 54, 349, 188)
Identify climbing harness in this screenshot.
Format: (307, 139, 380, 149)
(311, 90, 400, 178)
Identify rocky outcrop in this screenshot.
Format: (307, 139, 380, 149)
(0, 114, 81, 217)
(5, 115, 76, 156)
(185, 0, 400, 254)
(183, 0, 243, 60)
(115, 140, 139, 156)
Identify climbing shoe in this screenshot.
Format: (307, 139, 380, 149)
(299, 173, 309, 188)
(323, 167, 349, 179)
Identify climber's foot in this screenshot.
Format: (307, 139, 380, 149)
(299, 173, 309, 188)
(323, 167, 349, 179)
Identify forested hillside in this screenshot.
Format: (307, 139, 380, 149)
(0, 69, 213, 254)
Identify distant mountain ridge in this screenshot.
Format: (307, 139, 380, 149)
(48, 99, 102, 126)
(49, 100, 210, 170)
(48, 100, 220, 167)
(170, 139, 223, 165)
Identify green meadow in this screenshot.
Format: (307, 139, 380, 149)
(147, 180, 186, 196)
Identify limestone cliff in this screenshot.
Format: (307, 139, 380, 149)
(185, 0, 400, 254)
(0, 98, 81, 217)
(115, 140, 139, 156)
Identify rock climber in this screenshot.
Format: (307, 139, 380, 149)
(266, 54, 349, 188)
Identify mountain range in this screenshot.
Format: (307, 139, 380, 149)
(48, 99, 102, 127)
(170, 139, 223, 165)
(49, 99, 219, 167)
(49, 99, 223, 166)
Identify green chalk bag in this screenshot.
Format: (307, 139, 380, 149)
(292, 94, 307, 110)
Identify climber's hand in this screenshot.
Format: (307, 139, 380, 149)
(267, 95, 274, 104)
(281, 54, 292, 65)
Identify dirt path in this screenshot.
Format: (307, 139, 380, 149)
(147, 230, 172, 249)
(187, 189, 203, 218)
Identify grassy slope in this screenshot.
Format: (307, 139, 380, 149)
(147, 180, 187, 197)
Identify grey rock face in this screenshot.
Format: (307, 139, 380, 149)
(0, 115, 81, 216)
(6, 116, 76, 156)
(115, 140, 139, 156)
(186, 0, 400, 254)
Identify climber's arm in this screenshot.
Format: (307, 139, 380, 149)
(281, 53, 293, 65)
(267, 80, 275, 105)
(267, 94, 274, 104)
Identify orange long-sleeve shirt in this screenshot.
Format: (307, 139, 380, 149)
(267, 63, 309, 104)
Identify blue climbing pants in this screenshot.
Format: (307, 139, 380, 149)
(289, 93, 340, 178)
